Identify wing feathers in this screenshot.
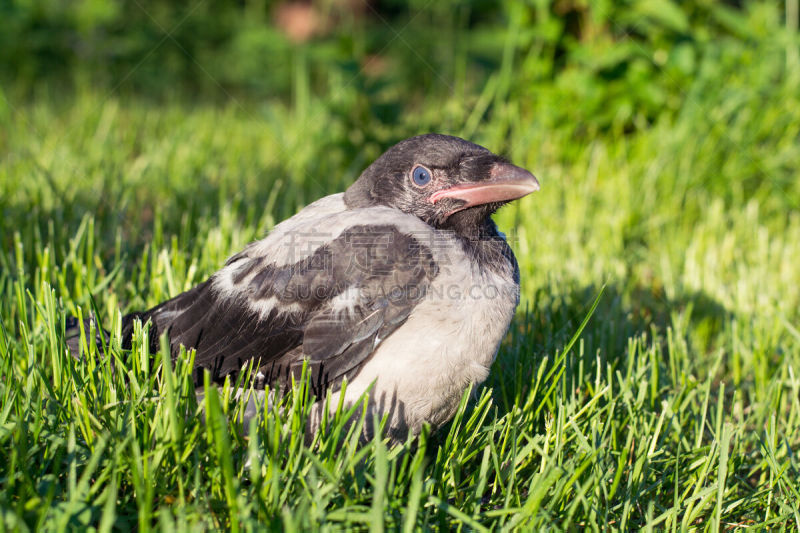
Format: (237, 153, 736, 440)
(125, 221, 439, 395)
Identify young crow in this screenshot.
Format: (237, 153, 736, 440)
(67, 134, 539, 441)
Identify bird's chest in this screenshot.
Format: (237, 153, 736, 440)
(424, 261, 518, 363)
(410, 264, 518, 422)
(345, 249, 519, 433)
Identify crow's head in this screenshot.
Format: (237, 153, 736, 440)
(344, 134, 539, 237)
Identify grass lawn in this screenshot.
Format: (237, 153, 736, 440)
(2, 3, 800, 530)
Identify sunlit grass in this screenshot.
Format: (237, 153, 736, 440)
(2, 22, 800, 530)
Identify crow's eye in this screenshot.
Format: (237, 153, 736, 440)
(411, 165, 432, 187)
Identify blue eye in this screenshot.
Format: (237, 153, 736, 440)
(411, 165, 432, 186)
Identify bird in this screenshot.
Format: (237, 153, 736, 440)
(66, 133, 539, 442)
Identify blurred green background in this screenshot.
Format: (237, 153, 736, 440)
(3, 0, 792, 134)
(2, 0, 798, 249)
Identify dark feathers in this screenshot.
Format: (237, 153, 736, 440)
(114, 225, 437, 396)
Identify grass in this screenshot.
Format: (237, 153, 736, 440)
(2, 6, 800, 530)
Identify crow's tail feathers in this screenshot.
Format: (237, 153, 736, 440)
(64, 315, 111, 359)
(65, 312, 155, 360)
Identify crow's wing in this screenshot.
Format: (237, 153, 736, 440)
(131, 223, 439, 395)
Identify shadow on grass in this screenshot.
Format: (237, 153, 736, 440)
(478, 281, 733, 422)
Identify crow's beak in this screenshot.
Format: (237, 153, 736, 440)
(429, 162, 539, 215)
